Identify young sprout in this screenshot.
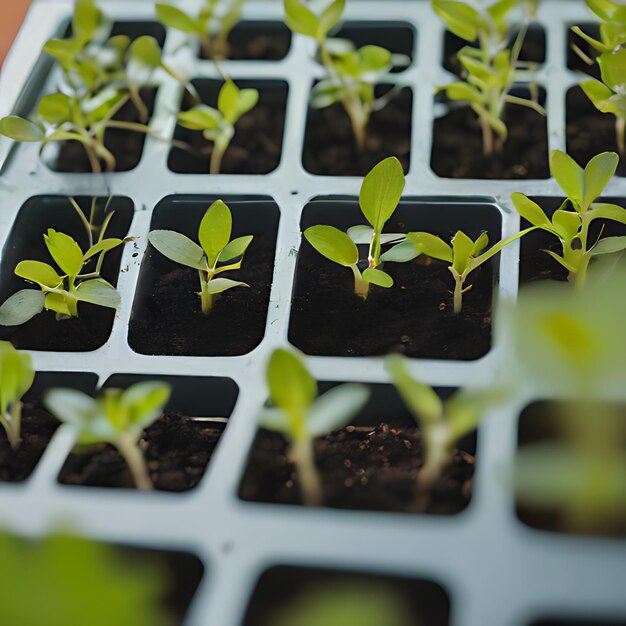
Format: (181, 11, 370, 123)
(0, 219, 128, 327)
(0, 342, 35, 450)
(284, 0, 409, 149)
(148, 199, 253, 314)
(304, 156, 409, 299)
(511, 150, 626, 288)
(433, 0, 545, 156)
(406, 227, 535, 314)
(260, 348, 370, 506)
(176, 80, 259, 174)
(44, 381, 171, 491)
(386, 354, 502, 510)
(156, 0, 246, 60)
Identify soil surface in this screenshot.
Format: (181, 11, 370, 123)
(0, 400, 59, 482)
(200, 25, 291, 61)
(54, 88, 157, 173)
(431, 103, 549, 179)
(58, 413, 224, 492)
(168, 84, 287, 174)
(128, 236, 274, 356)
(566, 88, 626, 177)
(239, 422, 474, 514)
(302, 86, 412, 176)
(289, 239, 493, 360)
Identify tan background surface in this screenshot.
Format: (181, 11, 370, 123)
(0, 0, 32, 68)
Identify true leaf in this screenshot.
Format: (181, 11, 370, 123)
(43, 388, 97, 428)
(178, 105, 221, 130)
(284, 0, 319, 38)
(199, 200, 232, 267)
(304, 225, 358, 267)
(219, 235, 253, 263)
(451, 231, 475, 275)
(407, 232, 453, 263)
(307, 383, 370, 438)
(583, 151, 619, 209)
(44, 230, 84, 277)
(550, 150, 584, 207)
(359, 157, 405, 233)
(37, 94, 71, 125)
(83, 238, 124, 261)
(380, 240, 420, 262)
(121, 382, 170, 430)
(0, 116, 45, 142)
(588, 202, 626, 224)
(148, 230, 206, 270)
(206, 278, 248, 294)
(155, 4, 199, 34)
(591, 235, 626, 255)
(15, 261, 63, 288)
(318, 0, 345, 40)
(510, 193, 553, 228)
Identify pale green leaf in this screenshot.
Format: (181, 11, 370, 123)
(304, 225, 358, 267)
(359, 157, 405, 233)
(44, 230, 84, 277)
(120, 381, 170, 430)
(15, 261, 63, 288)
(178, 105, 221, 131)
(0, 342, 34, 415)
(44, 388, 97, 428)
(510, 192, 553, 229)
(432, 0, 481, 41)
(219, 235, 253, 263)
(199, 200, 232, 267)
(380, 241, 420, 263)
(308, 383, 370, 438)
(318, 0, 345, 39)
(451, 231, 474, 275)
(45, 292, 72, 317)
(83, 238, 124, 261)
(552, 209, 581, 242)
(257, 407, 290, 432)
(362, 267, 393, 288)
(588, 202, 626, 225)
(155, 4, 199, 34)
(591, 235, 626, 255)
(284, 0, 319, 38)
(550, 150, 584, 207)
(206, 278, 248, 294)
(149, 230, 206, 270)
(406, 232, 453, 262)
(0, 291, 45, 326)
(74, 279, 120, 309)
(0, 116, 45, 142)
(583, 151, 619, 209)
(37, 94, 71, 126)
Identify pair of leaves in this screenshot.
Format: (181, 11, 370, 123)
(0, 342, 34, 417)
(284, 0, 345, 43)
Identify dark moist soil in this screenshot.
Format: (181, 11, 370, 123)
(168, 88, 286, 174)
(431, 104, 549, 179)
(289, 240, 493, 360)
(0, 400, 59, 482)
(200, 27, 291, 61)
(566, 23, 601, 79)
(54, 88, 157, 173)
(566, 88, 626, 177)
(239, 423, 474, 514)
(128, 237, 273, 356)
(302, 87, 412, 176)
(58, 413, 224, 492)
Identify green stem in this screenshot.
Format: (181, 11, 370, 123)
(199, 270, 213, 314)
(292, 437, 322, 507)
(2, 403, 22, 451)
(479, 113, 494, 157)
(351, 264, 370, 300)
(617, 115, 625, 158)
(453, 273, 464, 314)
(117, 432, 153, 491)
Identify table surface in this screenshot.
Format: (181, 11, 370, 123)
(0, 0, 32, 68)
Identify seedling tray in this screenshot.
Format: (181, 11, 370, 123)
(1, 1, 625, 625)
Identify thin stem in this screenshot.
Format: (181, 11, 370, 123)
(452, 272, 464, 314)
(617, 116, 625, 158)
(199, 270, 213, 314)
(117, 432, 153, 491)
(479, 113, 494, 157)
(82, 143, 102, 174)
(210, 143, 226, 175)
(351, 264, 370, 300)
(292, 437, 322, 507)
(415, 426, 449, 512)
(2, 403, 22, 451)
(129, 85, 149, 124)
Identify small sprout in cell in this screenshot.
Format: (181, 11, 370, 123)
(511, 150, 626, 288)
(0, 342, 35, 450)
(177, 80, 259, 174)
(284, 0, 409, 149)
(148, 199, 253, 314)
(571, 1, 626, 65)
(433, 0, 545, 156)
(44, 381, 171, 491)
(260, 348, 370, 506)
(156, 0, 247, 60)
(387, 354, 502, 510)
(304, 156, 411, 300)
(406, 226, 534, 314)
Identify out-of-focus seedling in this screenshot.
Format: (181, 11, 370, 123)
(433, 0, 545, 156)
(387, 354, 502, 510)
(571, 0, 626, 63)
(266, 580, 415, 626)
(156, 0, 247, 60)
(0, 532, 170, 626)
(259, 348, 370, 506)
(304, 156, 409, 299)
(148, 199, 253, 314)
(177, 80, 259, 174)
(0, 342, 35, 450)
(44, 381, 171, 491)
(511, 150, 626, 288)
(284, 0, 409, 149)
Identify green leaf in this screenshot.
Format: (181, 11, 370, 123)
(120, 381, 171, 430)
(219, 235, 253, 263)
(73, 0, 102, 41)
(284, 0, 320, 38)
(155, 4, 199, 34)
(257, 407, 290, 432)
(308, 384, 370, 438)
(359, 157, 405, 233)
(129, 36, 161, 69)
(552, 209, 581, 242)
(199, 200, 232, 267)
(74, 279, 120, 309)
(83, 238, 124, 261)
(406, 232, 453, 262)
(432, 0, 481, 41)
(44, 230, 84, 277)
(304, 225, 358, 267)
(380, 241, 420, 263)
(206, 278, 248, 294)
(318, 0, 345, 39)
(444, 81, 483, 104)
(217, 81, 240, 117)
(43, 388, 96, 428)
(267, 348, 316, 424)
(466, 227, 539, 275)
(43, 38, 82, 63)
(580, 78, 615, 112)
(362, 268, 393, 288)
(473, 232, 489, 254)
(583, 151, 619, 209)
(37, 94, 71, 125)
(510, 192, 553, 228)
(445, 388, 503, 440)
(588, 202, 626, 225)
(235, 89, 259, 119)
(358, 45, 392, 72)
(598, 48, 626, 89)
(15, 261, 63, 288)
(0, 116, 45, 142)
(148, 230, 206, 270)
(177, 105, 221, 130)
(451, 231, 474, 275)
(591, 235, 626, 255)
(550, 150, 584, 207)
(0, 341, 34, 415)
(44, 292, 72, 317)
(0, 291, 45, 326)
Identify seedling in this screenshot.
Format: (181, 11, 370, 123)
(156, 0, 246, 60)
(0, 218, 127, 326)
(387, 354, 501, 510)
(0, 342, 35, 450)
(284, 0, 409, 149)
(433, 0, 545, 156)
(44, 381, 171, 491)
(0, 532, 170, 626)
(571, 0, 626, 64)
(176, 80, 259, 174)
(259, 348, 370, 506)
(304, 156, 409, 299)
(406, 227, 535, 314)
(148, 199, 253, 314)
(511, 150, 626, 288)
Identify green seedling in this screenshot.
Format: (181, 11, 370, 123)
(406, 227, 534, 314)
(177, 80, 259, 174)
(0, 217, 127, 327)
(433, 0, 545, 156)
(148, 199, 253, 314)
(156, 0, 246, 60)
(0, 532, 171, 626)
(511, 150, 626, 288)
(571, 0, 626, 64)
(260, 348, 370, 506)
(284, 0, 409, 149)
(266, 581, 415, 626)
(0, 342, 35, 450)
(387, 354, 502, 510)
(44, 381, 171, 491)
(304, 156, 409, 299)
